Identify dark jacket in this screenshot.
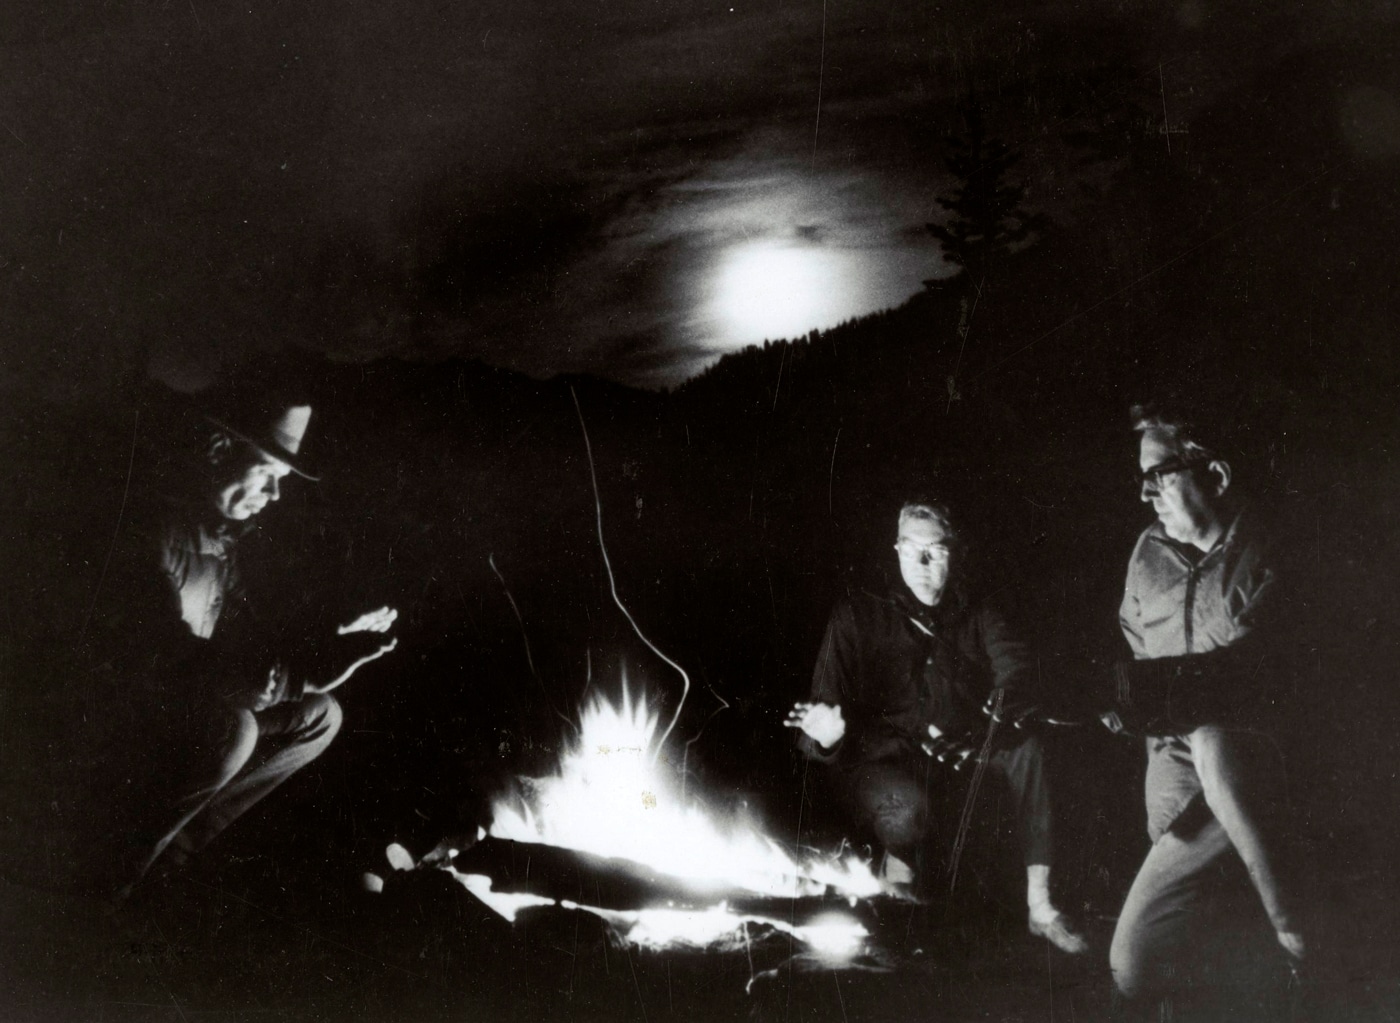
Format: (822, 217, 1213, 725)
(79, 501, 308, 716)
(799, 586, 1034, 767)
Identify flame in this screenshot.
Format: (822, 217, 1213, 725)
(488, 685, 880, 901)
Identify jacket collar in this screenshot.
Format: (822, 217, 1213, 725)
(885, 585, 950, 633)
(159, 504, 246, 558)
(193, 522, 240, 557)
(1145, 507, 1248, 565)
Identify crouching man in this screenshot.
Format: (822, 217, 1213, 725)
(78, 390, 398, 900)
(786, 500, 1086, 954)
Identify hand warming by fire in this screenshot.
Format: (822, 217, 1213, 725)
(310, 606, 400, 694)
(784, 700, 845, 749)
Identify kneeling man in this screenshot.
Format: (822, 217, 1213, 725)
(787, 501, 1085, 953)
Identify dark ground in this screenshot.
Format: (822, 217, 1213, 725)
(3, 817, 1398, 1023)
(3, 646, 1398, 1023)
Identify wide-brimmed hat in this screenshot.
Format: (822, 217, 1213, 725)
(203, 396, 320, 481)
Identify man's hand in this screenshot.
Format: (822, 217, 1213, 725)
(338, 606, 398, 635)
(305, 605, 401, 696)
(421, 827, 487, 868)
(306, 637, 399, 695)
(921, 722, 978, 769)
(251, 663, 289, 711)
(1097, 660, 1147, 734)
(985, 688, 1103, 727)
(982, 688, 1046, 729)
(785, 701, 846, 749)
(1100, 709, 1130, 734)
(1098, 704, 1159, 736)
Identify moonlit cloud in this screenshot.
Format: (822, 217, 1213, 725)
(2, 0, 1390, 395)
(660, 154, 949, 351)
(532, 142, 950, 385)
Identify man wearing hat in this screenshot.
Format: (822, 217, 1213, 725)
(79, 392, 397, 899)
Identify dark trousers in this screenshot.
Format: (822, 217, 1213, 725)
(839, 733, 1054, 874)
(114, 694, 343, 888)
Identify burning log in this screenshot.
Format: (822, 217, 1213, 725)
(371, 835, 896, 976)
(370, 680, 896, 970)
(445, 835, 884, 919)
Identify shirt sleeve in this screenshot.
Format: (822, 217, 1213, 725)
(1115, 539, 1288, 731)
(168, 541, 310, 708)
(1119, 533, 1150, 660)
(979, 602, 1035, 693)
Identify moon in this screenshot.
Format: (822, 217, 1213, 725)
(706, 240, 869, 348)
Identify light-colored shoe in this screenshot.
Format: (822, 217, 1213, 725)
(1029, 913, 1089, 954)
(880, 852, 915, 885)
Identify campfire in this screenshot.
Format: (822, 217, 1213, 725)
(490, 681, 882, 901)
(378, 397, 898, 974)
(385, 680, 897, 971)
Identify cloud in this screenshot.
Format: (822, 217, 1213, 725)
(5, 0, 1391, 395)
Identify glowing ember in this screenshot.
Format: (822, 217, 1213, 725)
(794, 912, 873, 960)
(488, 684, 882, 901)
(559, 899, 870, 960)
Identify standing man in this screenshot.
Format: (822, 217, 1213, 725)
(786, 500, 1086, 954)
(1104, 399, 1307, 1003)
(81, 391, 398, 899)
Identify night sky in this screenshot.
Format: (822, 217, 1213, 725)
(4, 1, 1395, 394)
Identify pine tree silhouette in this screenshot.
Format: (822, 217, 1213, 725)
(927, 97, 1049, 280)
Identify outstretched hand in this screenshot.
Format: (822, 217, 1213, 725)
(785, 701, 846, 750)
(338, 606, 399, 635)
(307, 636, 400, 695)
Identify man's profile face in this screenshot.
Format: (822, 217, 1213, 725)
(895, 515, 951, 607)
(1138, 428, 1223, 547)
(212, 448, 294, 521)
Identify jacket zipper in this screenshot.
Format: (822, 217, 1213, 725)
(1183, 563, 1197, 655)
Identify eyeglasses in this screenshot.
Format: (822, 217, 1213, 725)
(1138, 456, 1208, 490)
(895, 539, 951, 563)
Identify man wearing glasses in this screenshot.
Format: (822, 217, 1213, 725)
(786, 501, 1087, 954)
(1104, 400, 1307, 1006)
